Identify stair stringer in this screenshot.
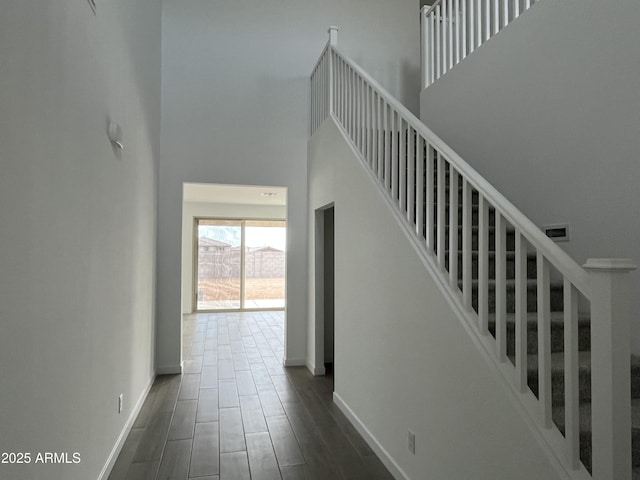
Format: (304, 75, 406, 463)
(326, 111, 592, 480)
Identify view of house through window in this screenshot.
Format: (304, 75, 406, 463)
(195, 218, 286, 311)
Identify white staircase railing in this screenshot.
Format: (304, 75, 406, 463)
(310, 28, 636, 480)
(421, 0, 540, 88)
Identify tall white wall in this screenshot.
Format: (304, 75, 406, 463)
(181, 201, 287, 314)
(308, 118, 565, 480)
(420, 0, 640, 351)
(159, 0, 421, 371)
(0, 1, 160, 479)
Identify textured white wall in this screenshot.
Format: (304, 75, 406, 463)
(159, 0, 421, 371)
(0, 1, 160, 479)
(420, 0, 640, 351)
(308, 118, 565, 480)
(181, 201, 287, 314)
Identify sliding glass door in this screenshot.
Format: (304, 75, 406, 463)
(195, 218, 286, 311)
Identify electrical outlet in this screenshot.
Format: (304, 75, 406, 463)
(118, 394, 124, 414)
(408, 430, 415, 454)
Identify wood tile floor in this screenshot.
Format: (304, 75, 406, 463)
(108, 311, 394, 480)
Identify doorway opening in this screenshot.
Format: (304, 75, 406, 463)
(181, 183, 287, 314)
(314, 205, 335, 375)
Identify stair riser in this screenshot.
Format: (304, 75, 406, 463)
(441, 228, 516, 252)
(447, 253, 537, 280)
(528, 369, 591, 407)
(471, 284, 564, 313)
(528, 362, 640, 406)
(554, 428, 640, 470)
(430, 205, 496, 225)
(490, 322, 591, 355)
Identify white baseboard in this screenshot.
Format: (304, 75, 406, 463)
(283, 357, 306, 367)
(156, 363, 182, 375)
(98, 375, 155, 480)
(305, 360, 326, 376)
(333, 392, 410, 480)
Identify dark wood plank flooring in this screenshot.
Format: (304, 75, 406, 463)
(108, 311, 394, 480)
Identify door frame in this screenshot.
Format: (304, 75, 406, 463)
(314, 203, 335, 375)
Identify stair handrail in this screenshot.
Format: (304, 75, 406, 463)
(421, 0, 540, 88)
(329, 41, 590, 297)
(310, 28, 635, 480)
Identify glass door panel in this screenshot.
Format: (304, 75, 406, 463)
(244, 220, 286, 309)
(196, 219, 242, 310)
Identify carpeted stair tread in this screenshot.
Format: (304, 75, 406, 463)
(552, 398, 640, 469)
(552, 398, 640, 435)
(488, 312, 591, 354)
(527, 351, 592, 374)
(527, 351, 640, 377)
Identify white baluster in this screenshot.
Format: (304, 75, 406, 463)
(503, 0, 509, 27)
(421, 7, 429, 88)
(563, 279, 580, 470)
(358, 76, 363, 151)
(461, 0, 467, 58)
(383, 103, 390, 189)
(352, 72, 356, 146)
(337, 58, 342, 123)
(515, 0, 520, 18)
(364, 84, 370, 163)
(320, 55, 324, 123)
(371, 88, 376, 169)
(429, 12, 436, 84)
(537, 252, 552, 428)
(455, 0, 460, 64)
(437, 154, 447, 269)
(485, 0, 490, 41)
(585, 258, 635, 480)
(441, 2, 447, 75)
(469, 0, 475, 53)
(399, 120, 407, 212)
(495, 212, 507, 362)
(476, 0, 482, 49)
(416, 136, 424, 239)
(478, 194, 489, 334)
(462, 179, 473, 310)
(407, 127, 415, 224)
(435, 5, 441, 80)
(514, 231, 528, 392)
(426, 144, 435, 252)
(310, 73, 315, 134)
(391, 111, 398, 200)
(494, 0, 499, 34)
(376, 95, 384, 183)
(369, 87, 375, 166)
(448, 0, 454, 70)
(449, 169, 459, 289)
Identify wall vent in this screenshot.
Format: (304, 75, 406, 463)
(543, 223, 570, 242)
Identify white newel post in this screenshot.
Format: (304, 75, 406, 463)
(328, 26, 339, 116)
(584, 258, 636, 480)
